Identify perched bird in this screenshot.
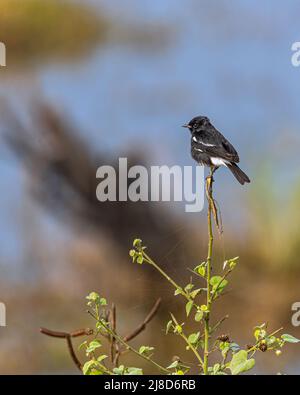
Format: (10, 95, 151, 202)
(182, 116, 250, 185)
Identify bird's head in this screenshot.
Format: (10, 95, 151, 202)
(182, 116, 210, 133)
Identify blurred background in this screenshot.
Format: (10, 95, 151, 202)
(0, 0, 300, 374)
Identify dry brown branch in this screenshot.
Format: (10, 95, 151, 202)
(40, 327, 93, 372)
(205, 172, 222, 235)
(112, 298, 162, 366)
(109, 303, 117, 364)
(41, 298, 161, 372)
(123, 298, 162, 342)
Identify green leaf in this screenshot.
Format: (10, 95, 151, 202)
(97, 355, 108, 362)
(113, 365, 125, 375)
(166, 320, 173, 334)
(185, 301, 193, 317)
(254, 323, 266, 329)
(195, 310, 203, 322)
(254, 328, 266, 341)
(78, 340, 88, 350)
(89, 370, 103, 375)
(254, 329, 260, 341)
(229, 257, 239, 270)
(281, 334, 300, 343)
(127, 367, 143, 375)
(210, 276, 228, 294)
(213, 363, 220, 375)
(224, 256, 239, 271)
(136, 255, 144, 264)
(188, 332, 200, 344)
(86, 340, 102, 354)
(139, 346, 154, 355)
(129, 250, 136, 257)
(133, 239, 142, 248)
(82, 360, 96, 375)
(190, 288, 202, 299)
(221, 345, 230, 358)
(174, 288, 183, 296)
(229, 350, 255, 375)
(86, 292, 100, 304)
(184, 283, 194, 292)
(167, 360, 179, 369)
(99, 298, 107, 306)
(193, 263, 206, 277)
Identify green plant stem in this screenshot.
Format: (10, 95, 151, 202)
(203, 168, 214, 375)
(246, 327, 284, 355)
(97, 361, 113, 375)
(143, 252, 191, 301)
(96, 317, 170, 374)
(171, 314, 204, 370)
(211, 270, 232, 301)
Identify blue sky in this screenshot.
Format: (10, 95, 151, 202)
(1, 0, 300, 265)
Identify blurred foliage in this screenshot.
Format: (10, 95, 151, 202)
(248, 162, 300, 271)
(1, 99, 300, 374)
(0, 0, 108, 67)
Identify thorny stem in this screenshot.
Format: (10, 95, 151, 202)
(204, 167, 215, 375)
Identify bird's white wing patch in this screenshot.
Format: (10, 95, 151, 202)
(201, 142, 215, 147)
(193, 136, 215, 147)
(194, 148, 203, 152)
(211, 157, 229, 167)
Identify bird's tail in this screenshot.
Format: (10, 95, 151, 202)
(228, 163, 250, 185)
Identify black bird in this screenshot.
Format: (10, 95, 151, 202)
(182, 116, 250, 185)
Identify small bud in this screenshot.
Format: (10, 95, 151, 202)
(218, 334, 230, 342)
(129, 250, 136, 257)
(259, 343, 268, 352)
(276, 350, 282, 356)
(133, 239, 142, 248)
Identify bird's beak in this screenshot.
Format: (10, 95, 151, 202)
(182, 124, 191, 129)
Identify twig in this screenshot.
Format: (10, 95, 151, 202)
(96, 318, 170, 374)
(124, 298, 162, 342)
(40, 327, 93, 372)
(109, 303, 116, 363)
(210, 315, 229, 335)
(211, 269, 233, 300)
(246, 327, 284, 355)
(66, 335, 82, 371)
(205, 169, 222, 235)
(40, 327, 93, 338)
(112, 298, 162, 367)
(171, 314, 204, 369)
